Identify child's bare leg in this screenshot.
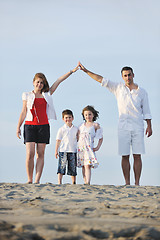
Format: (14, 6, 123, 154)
(84, 165, 91, 185)
(58, 173, 63, 184)
(82, 166, 87, 184)
(71, 176, 76, 184)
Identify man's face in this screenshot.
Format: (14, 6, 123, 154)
(122, 70, 134, 86)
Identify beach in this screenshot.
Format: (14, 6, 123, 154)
(0, 183, 160, 240)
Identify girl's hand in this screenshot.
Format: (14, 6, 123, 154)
(93, 138, 103, 152)
(17, 128, 21, 139)
(93, 146, 99, 152)
(55, 152, 59, 159)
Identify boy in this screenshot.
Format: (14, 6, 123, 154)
(55, 109, 78, 184)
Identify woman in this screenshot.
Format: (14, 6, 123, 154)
(17, 65, 79, 184)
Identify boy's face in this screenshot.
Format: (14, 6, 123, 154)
(63, 114, 74, 127)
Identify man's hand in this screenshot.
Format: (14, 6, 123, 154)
(145, 119, 152, 137)
(145, 126, 152, 137)
(78, 61, 103, 83)
(78, 61, 87, 72)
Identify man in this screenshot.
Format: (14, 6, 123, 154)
(78, 62, 152, 185)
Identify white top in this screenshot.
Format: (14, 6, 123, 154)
(78, 122, 103, 149)
(22, 91, 57, 121)
(101, 78, 152, 131)
(56, 124, 78, 153)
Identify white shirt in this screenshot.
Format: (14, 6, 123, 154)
(56, 124, 78, 153)
(101, 78, 152, 131)
(22, 91, 57, 121)
(78, 122, 103, 149)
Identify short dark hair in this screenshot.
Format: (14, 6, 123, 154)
(121, 66, 134, 75)
(62, 109, 74, 118)
(82, 105, 99, 122)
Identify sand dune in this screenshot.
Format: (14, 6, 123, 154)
(0, 183, 160, 239)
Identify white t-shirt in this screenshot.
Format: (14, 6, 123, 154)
(56, 124, 78, 153)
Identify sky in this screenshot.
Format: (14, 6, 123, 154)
(0, 0, 160, 186)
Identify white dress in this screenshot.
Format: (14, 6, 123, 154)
(77, 123, 103, 169)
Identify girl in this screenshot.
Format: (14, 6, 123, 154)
(77, 105, 103, 185)
(17, 65, 79, 184)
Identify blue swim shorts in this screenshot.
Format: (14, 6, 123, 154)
(57, 152, 77, 176)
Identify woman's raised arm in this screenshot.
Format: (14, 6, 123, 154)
(49, 64, 79, 95)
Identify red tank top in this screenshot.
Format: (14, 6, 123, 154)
(25, 98, 49, 125)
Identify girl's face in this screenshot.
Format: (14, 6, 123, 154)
(83, 110, 94, 122)
(33, 78, 44, 92)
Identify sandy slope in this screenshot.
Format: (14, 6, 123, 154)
(0, 183, 160, 239)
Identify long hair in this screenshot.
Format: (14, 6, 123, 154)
(33, 73, 49, 92)
(82, 105, 99, 122)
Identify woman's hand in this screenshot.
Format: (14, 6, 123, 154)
(16, 100, 27, 139)
(17, 127, 21, 139)
(50, 64, 80, 95)
(71, 64, 80, 73)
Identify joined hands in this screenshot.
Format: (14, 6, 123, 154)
(71, 62, 87, 73)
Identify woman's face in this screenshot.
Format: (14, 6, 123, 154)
(83, 110, 94, 122)
(33, 78, 44, 92)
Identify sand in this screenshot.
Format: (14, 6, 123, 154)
(0, 183, 160, 240)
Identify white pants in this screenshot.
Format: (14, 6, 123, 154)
(118, 129, 145, 156)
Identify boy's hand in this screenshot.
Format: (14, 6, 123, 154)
(55, 152, 59, 159)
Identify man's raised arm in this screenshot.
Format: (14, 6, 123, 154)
(79, 61, 103, 83)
